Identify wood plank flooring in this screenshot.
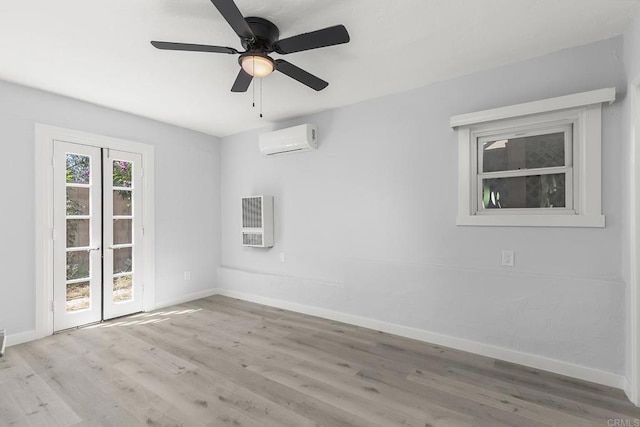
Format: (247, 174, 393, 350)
(1, 295, 639, 426)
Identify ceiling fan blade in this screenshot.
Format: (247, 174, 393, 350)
(151, 41, 239, 54)
(274, 25, 350, 54)
(210, 0, 255, 40)
(231, 69, 253, 92)
(275, 59, 328, 91)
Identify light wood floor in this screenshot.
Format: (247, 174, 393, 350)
(1, 296, 639, 426)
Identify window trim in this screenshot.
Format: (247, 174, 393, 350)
(451, 88, 615, 227)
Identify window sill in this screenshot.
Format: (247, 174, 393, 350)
(456, 214, 605, 228)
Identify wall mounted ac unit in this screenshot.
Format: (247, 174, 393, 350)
(259, 124, 317, 156)
(241, 196, 274, 248)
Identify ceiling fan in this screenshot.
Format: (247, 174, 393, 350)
(151, 0, 350, 92)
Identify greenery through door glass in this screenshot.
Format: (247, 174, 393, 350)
(113, 161, 132, 188)
(66, 154, 90, 184)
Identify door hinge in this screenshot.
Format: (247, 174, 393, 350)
(51, 301, 56, 312)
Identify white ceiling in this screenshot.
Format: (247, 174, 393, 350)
(0, 0, 638, 137)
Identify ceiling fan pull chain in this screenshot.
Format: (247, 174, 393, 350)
(260, 78, 263, 118)
(252, 57, 256, 108)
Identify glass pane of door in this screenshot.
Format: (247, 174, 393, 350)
(65, 154, 94, 312)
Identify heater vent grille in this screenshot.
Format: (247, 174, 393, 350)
(242, 233, 263, 246)
(242, 197, 263, 228)
(241, 196, 274, 248)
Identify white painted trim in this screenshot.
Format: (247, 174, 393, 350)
(625, 378, 634, 405)
(34, 126, 55, 340)
(457, 214, 605, 227)
(630, 81, 640, 406)
(214, 287, 625, 390)
(450, 87, 616, 128)
(154, 288, 218, 310)
(455, 99, 607, 227)
(34, 124, 156, 338)
(6, 330, 38, 347)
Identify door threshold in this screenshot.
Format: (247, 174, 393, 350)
(53, 311, 144, 334)
(54, 320, 104, 334)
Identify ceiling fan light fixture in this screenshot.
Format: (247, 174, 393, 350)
(241, 54, 275, 78)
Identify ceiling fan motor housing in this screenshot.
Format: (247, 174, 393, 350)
(242, 17, 280, 52)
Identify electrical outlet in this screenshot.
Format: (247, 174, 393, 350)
(183, 271, 191, 280)
(501, 250, 514, 267)
(279, 252, 286, 263)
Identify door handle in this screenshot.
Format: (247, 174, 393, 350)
(87, 247, 101, 252)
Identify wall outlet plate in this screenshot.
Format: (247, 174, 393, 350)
(502, 250, 515, 267)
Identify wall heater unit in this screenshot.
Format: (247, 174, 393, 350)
(242, 196, 274, 248)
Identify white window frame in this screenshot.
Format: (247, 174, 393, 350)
(451, 88, 615, 227)
(476, 122, 574, 215)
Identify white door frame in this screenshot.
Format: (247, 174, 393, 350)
(630, 81, 640, 406)
(35, 124, 156, 338)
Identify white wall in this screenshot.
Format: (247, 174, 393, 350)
(0, 81, 221, 337)
(220, 37, 626, 375)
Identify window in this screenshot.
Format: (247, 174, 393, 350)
(477, 123, 572, 213)
(451, 88, 615, 227)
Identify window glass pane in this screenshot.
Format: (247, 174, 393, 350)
(67, 219, 90, 248)
(114, 275, 133, 303)
(114, 219, 132, 245)
(113, 247, 132, 274)
(66, 281, 90, 312)
(113, 160, 132, 188)
(67, 251, 90, 280)
(482, 173, 566, 209)
(114, 190, 132, 216)
(67, 187, 90, 215)
(66, 154, 90, 184)
(482, 132, 565, 172)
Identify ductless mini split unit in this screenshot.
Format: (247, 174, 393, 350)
(259, 124, 317, 155)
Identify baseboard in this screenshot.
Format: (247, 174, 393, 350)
(6, 330, 39, 347)
(625, 377, 636, 405)
(154, 288, 218, 310)
(215, 288, 626, 390)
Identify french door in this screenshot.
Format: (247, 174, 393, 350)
(53, 141, 143, 331)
